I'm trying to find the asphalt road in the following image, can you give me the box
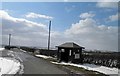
[1,48,67,74]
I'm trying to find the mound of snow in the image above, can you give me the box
[35,55,53,59]
[0,57,21,75]
[0,48,5,51]
[20,49,26,53]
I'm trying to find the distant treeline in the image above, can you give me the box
[4,45,120,69]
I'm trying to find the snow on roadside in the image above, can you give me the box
[0,57,21,76]
[35,54,54,59]
[0,48,5,51]
[0,48,23,75]
[51,62,119,75]
[36,54,119,75]
[0,48,4,57]
[20,49,26,53]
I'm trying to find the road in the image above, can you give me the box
[1,48,67,74]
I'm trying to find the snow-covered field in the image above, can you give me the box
[0,48,22,76]
[51,62,119,75]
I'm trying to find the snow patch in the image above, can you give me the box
[0,48,5,51]
[35,55,53,59]
[51,62,119,75]
[20,49,26,53]
[0,57,21,75]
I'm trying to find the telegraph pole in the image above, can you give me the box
[48,21,51,56]
[8,34,11,50]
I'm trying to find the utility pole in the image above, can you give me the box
[48,21,51,56]
[8,34,11,50]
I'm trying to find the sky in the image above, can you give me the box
[0,2,119,51]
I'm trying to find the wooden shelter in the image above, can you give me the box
[57,42,85,64]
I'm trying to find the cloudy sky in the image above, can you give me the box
[0,2,118,51]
